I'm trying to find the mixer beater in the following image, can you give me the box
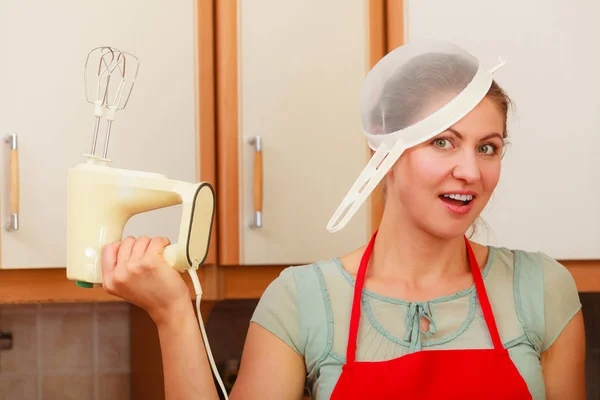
[83,46,139,160]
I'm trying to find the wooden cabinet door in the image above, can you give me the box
[217,0,373,266]
[0,0,207,269]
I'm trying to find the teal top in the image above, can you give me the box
[250,246,582,399]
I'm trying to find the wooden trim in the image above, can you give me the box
[216,0,240,266]
[560,260,600,293]
[197,0,217,267]
[385,0,405,51]
[222,265,288,299]
[219,260,600,298]
[0,267,224,304]
[180,267,221,301]
[368,0,387,68]
[0,268,124,304]
[1,260,599,304]
[196,0,224,300]
[368,0,388,234]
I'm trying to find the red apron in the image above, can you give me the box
[330,231,532,399]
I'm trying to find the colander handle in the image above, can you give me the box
[249,136,262,228]
[4,134,19,231]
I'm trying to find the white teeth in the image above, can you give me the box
[443,194,473,201]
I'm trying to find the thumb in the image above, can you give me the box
[147,236,171,257]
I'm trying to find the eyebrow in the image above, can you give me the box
[446,128,504,142]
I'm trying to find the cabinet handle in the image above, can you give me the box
[4,134,19,231]
[249,136,262,228]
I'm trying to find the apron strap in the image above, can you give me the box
[346,230,377,364]
[464,236,504,350]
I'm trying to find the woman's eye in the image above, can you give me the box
[433,138,452,149]
[477,144,496,155]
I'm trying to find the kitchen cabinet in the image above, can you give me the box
[0,0,380,291]
[216,0,376,267]
[0,0,386,302]
[0,0,217,273]
[1,0,598,296]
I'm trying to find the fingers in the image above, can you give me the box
[112,236,170,267]
[131,236,151,260]
[102,236,139,294]
[117,236,136,266]
[100,241,121,278]
[101,236,171,297]
[101,241,121,294]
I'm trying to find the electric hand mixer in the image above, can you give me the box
[66,46,228,398]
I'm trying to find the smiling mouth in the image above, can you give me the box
[439,193,475,206]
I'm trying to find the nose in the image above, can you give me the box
[451,150,481,183]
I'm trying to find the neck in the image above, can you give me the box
[370,206,470,284]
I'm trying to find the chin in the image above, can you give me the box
[417,214,478,241]
[424,225,470,240]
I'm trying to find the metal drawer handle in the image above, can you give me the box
[249,136,262,228]
[5,134,19,231]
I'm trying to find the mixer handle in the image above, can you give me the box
[4,134,19,231]
[161,182,215,272]
[249,136,262,228]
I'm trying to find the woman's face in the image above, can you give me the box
[386,96,506,239]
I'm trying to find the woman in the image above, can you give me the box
[100,40,586,399]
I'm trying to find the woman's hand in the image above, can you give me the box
[100,236,191,326]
